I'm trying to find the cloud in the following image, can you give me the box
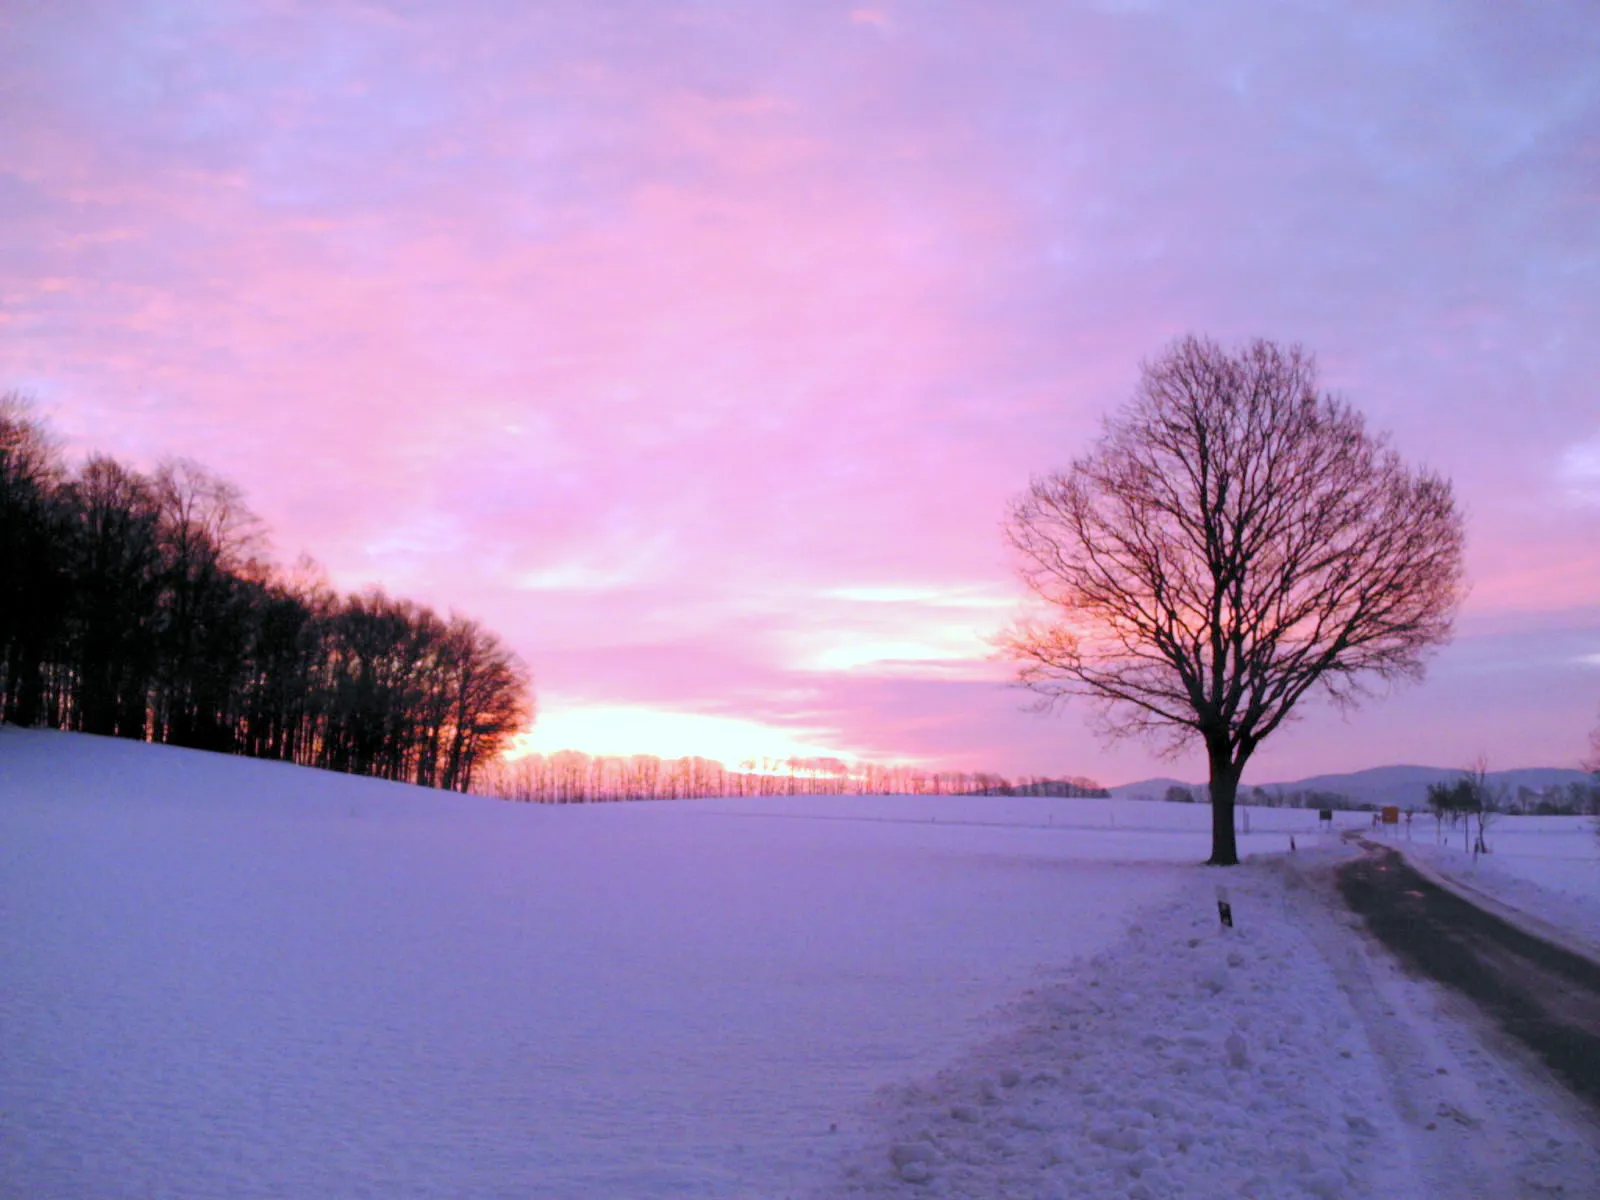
[2,1,1598,777]
[1559,432,1600,505]
[516,562,649,592]
[849,9,892,32]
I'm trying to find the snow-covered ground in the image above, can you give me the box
[807,848,1600,1199]
[3,727,1598,1199]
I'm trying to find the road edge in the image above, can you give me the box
[1353,833,1600,969]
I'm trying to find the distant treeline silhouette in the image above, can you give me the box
[1164,784,1372,811]
[482,751,1107,803]
[0,395,531,791]
[1164,781,1600,816]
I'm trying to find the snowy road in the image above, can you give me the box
[1339,841,1600,1116]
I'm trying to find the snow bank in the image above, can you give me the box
[806,848,1600,1199]
[808,860,1410,1199]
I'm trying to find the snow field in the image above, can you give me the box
[1,729,1190,1200]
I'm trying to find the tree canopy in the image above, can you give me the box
[1001,336,1466,864]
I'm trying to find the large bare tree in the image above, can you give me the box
[1001,336,1466,865]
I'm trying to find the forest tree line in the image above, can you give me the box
[481,750,1107,803]
[0,395,531,791]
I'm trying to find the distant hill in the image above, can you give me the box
[1108,777,1197,801]
[1111,765,1598,809]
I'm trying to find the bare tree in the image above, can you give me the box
[0,394,70,727]
[151,459,267,750]
[65,455,166,738]
[1001,336,1466,865]
[1465,755,1503,856]
[1430,755,1502,855]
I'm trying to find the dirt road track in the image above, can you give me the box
[1337,843,1600,1116]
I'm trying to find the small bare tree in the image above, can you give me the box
[1466,754,1503,856]
[1431,755,1503,856]
[1001,336,1466,865]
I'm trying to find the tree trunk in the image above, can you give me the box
[10,656,43,727]
[1207,743,1241,866]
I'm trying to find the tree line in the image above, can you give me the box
[0,395,531,791]
[481,750,1107,804]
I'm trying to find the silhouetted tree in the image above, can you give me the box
[229,565,308,762]
[1001,336,1465,865]
[435,619,531,792]
[150,459,266,751]
[63,456,165,738]
[0,395,71,727]
[319,589,422,779]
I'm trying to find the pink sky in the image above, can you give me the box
[3,1,1598,785]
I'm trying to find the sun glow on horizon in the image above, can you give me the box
[505,703,857,769]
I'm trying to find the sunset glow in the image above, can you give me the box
[3,2,1597,783]
[507,705,854,770]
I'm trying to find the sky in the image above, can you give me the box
[2,0,1598,786]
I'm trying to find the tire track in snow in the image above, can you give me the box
[1296,850,1600,1199]
[1338,842,1600,1113]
